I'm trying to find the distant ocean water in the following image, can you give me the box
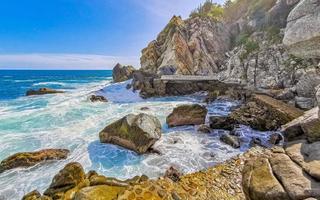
[0,70,274,199]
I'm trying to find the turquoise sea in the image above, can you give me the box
[0,70,273,199]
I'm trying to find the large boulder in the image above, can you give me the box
[242,158,289,200]
[112,63,135,83]
[166,104,208,127]
[283,0,320,58]
[140,16,230,75]
[99,113,162,154]
[26,88,64,96]
[286,140,320,181]
[44,162,87,197]
[282,107,320,142]
[0,149,69,173]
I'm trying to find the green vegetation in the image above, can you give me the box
[266,26,282,43]
[190,0,224,21]
[235,33,260,61]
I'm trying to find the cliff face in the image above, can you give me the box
[283,0,320,58]
[140,16,231,75]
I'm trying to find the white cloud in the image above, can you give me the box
[0,54,140,70]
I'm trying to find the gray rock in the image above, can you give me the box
[295,97,315,110]
[99,113,162,154]
[283,0,320,58]
[220,133,240,148]
[112,63,135,83]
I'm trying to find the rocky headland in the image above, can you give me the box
[3,0,320,199]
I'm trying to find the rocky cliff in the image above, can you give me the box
[140,16,230,75]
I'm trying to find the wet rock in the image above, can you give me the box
[197,124,211,133]
[74,185,125,200]
[231,95,303,131]
[44,162,87,197]
[166,104,207,127]
[89,95,108,102]
[112,63,135,83]
[22,190,41,200]
[99,113,162,154]
[140,107,150,111]
[220,133,240,148]
[164,166,182,182]
[268,133,283,145]
[285,140,320,181]
[242,158,289,200]
[26,88,64,96]
[209,116,235,131]
[282,107,320,142]
[270,153,320,199]
[0,149,69,173]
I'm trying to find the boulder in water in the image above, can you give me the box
[99,113,162,154]
[0,149,69,173]
[89,95,108,102]
[166,104,207,127]
[26,88,64,96]
[112,63,135,83]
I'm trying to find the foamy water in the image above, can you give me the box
[0,78,277,199]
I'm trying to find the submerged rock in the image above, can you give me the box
[220,133,240,149]
[112,63,135,83]
[99,113,162,154]
[209,116,235,131]
[26,88,64,96]
[166,104,207,127]
[89,95,108,102]
[197,124,211,133]
[0,149,69,173]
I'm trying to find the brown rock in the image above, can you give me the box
[26,88,64,96]
[270,153,320,199]
[0,149,69,173]
[44,162,86,197]
[99,113,162,154]
[164,166,182,182]
[166,104,207,127]
[242,158,289,200]
[74,185,125,200]
[286,140,320,181]
[209,116,235,130]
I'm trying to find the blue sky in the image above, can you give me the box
[0,0,224,69]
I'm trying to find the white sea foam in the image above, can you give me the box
[32,81,67,86]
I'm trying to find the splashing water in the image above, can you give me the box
[0,71,278,199]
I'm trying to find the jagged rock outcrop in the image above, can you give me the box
[112,63,135,83]
[0,149,69,173]
[26,88,64,96]
[283,0,320,58]
[225,94,303,131]
[89,95,108,102]
[166,104,208,127]
[99,113,162,154]
[140,16,230,75]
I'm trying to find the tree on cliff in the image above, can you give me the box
[190,0,224,21]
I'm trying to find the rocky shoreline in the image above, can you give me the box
[3,0,320,199]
